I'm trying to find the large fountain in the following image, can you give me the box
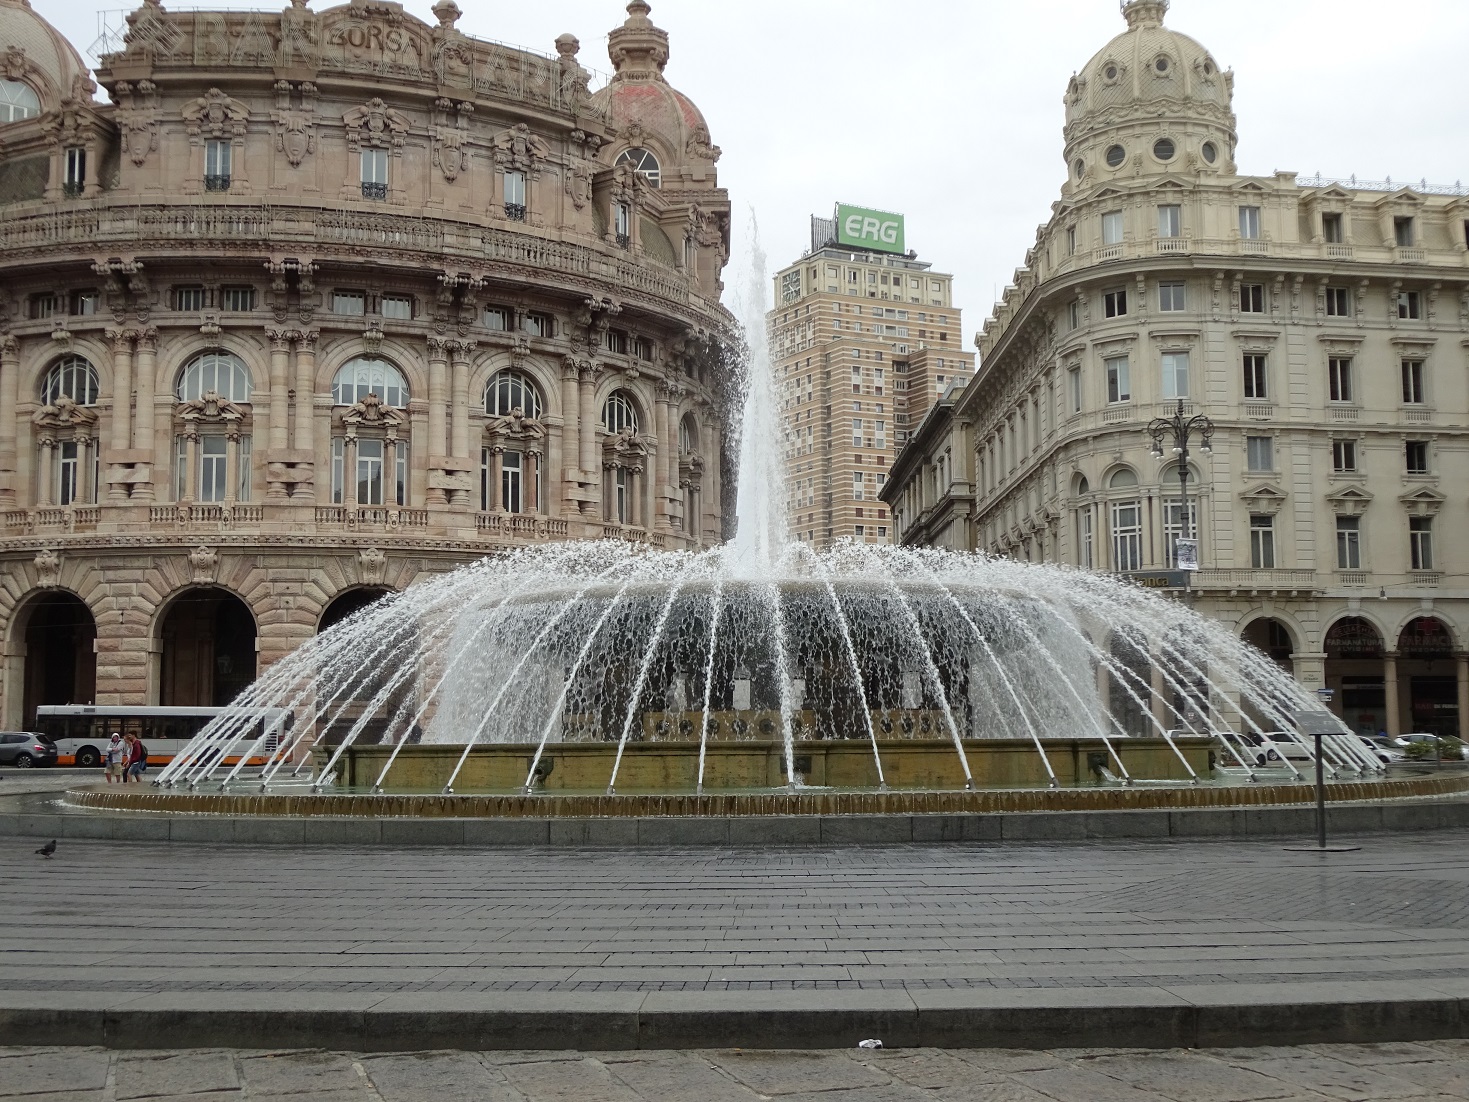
[127,231,1395,815]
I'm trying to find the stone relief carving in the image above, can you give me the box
[181,87,249,138]
[358,546,387,586]
[272,81,318,167]
[34,549,61,588]
[492,123,550,178]
[343,98,410,150]
[189,545,219,584]
[686,124,721,163]
[115,81,160,167]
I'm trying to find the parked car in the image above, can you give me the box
[1359,734,1407,764]
[1238,731,1314,768]
[0,732,58,768]
[1392,733,1469,760]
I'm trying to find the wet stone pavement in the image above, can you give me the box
[5,1042,1469,1101]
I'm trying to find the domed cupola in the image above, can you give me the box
[589,2,723,195]
[1061,0,1235,196]
[0,0,96,122]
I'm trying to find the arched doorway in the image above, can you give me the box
[1324,617,1385,736]
[20,593,97,728]
[318,587,392,634]
[1243,618,1295,675]
[1397,617,1457,739]
[158,588,256,706]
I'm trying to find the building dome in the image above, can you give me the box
[589,2,722,188]
[0,0,94,110]
[1061,0,1235,192]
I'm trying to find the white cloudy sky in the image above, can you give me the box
[36,0,1469,340]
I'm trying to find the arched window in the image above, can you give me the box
[615,147,661,188]
[41,357,99,406]
[1075,475,1090,496]
[1109,468,1138,490]
[679,414,699,454]
[601,390,638,434]
[0,80,40,123]
[485,369,542,418]
[176,351,252,403]
[332,356,408,407]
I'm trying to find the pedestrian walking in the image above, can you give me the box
[124,733,148,783]
[104,733,126,784]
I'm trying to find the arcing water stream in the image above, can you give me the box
[155,226,1379,795]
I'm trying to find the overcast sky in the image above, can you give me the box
[37,0,1469,342]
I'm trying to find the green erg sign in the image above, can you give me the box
[836,204,905,254]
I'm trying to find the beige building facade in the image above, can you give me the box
[885,0,1469,740]
[0,0,734,727]
[772,221,973,548]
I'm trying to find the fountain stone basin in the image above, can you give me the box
[327,736,1215,793]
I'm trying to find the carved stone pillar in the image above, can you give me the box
[489,447,503,511]
[558,359,579,511]
[344,435,358,507]
[293,331,317,452]
[108,328,135,454]
[182,430,198,503]
[449,340,473,460]
[1458,654,1469,744]
[36,437,54,506]
[653,383,671,529]
[1384,653,1401,738]
[384,436,398,507]
[0,335,19,505]
[427,338,449,459]
[526,450,540,513]
[578,365,597,485]
[132,329,158,500]
[267,329,291,456]
[225,431,240,504]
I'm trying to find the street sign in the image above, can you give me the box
[835,203,906,254]
[1174,539,1199,571]
[1292,710,1341,736]
[1315,688,1335,702]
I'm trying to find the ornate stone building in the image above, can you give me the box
[0,0,734,726]
[885,0,1469,740]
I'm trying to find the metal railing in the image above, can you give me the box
[204,175,232,193]
[503,203,526,222]
[1296,174,1468,196]
[360,182,388,201]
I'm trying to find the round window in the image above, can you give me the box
[1203,60,1215,76]
[1201,142,1217,164]
[1073,158,1085,179]
[1154,56,1170,73]
[1104,64,1119,81]
[1106,144,1126,168]
[1153,138,1176,161]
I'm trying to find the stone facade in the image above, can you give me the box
[771,233,973,549]
[885,0,1469,740]
[0,0,734,726]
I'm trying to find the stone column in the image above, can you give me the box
[488,447,503,511]
[344,436,358,506]
[266,328,291,454]
[526,451,540,513]
[1384,653,1401,737]
[384,437,398,507]
[578,366,597,484]
[79,436,95,505]
[36,438,54,506]
[1457,654,1469,744]
[293,331,317,453]
[1150,660,1170,734]
[132,329,158,500]
[0,335,19,506]
[559,359,579,512]
[425,338,449,506]
[225,431,240,504]
[82,137,100,198]
[106,329,134,501]
[448,341,474,507]
[653,383,671,529]
[182,431,198,503]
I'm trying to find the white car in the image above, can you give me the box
[1238,732,1313,768]
[1359,735,1407,764]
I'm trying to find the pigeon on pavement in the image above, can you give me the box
[35,839,56,859]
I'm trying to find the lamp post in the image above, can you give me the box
[1146,399,1215,564]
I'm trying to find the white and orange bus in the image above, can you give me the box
[35,705,294,769]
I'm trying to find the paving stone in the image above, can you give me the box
[855,1048,1009,1089]
[600,1053,766,1101]
[706,1050,892,1095]
[114,1050,239,1099]
[1212,1050,1433,1100]
[1078,1052,1297,1102]
[1009,1064,1178,1101]
[951,1049,1068,1074]
[360,1052,522,1102]
[496,1057,644,1102]
[0,1049,109,1096]
[236,1052,367,1097]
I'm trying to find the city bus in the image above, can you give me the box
[34,705,294,769]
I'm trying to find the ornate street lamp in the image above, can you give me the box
[1146,399,1215,557]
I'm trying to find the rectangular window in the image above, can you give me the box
[604,328,629,355]
[1242,354,1268,400]
[1401,359,1425,404]
[1332,439,1357,473]
[1238,205,1261,240]
[1111,500,1142,572]
[239,435,252,502]
[331,438,344,504]
[1068,366,1082,413]
[361,148,388,199]
[483,306,510,331]
[1078,507,1094,569]
[332,290,366,316]
[63,147,85,195]
[875,421,886,449]
[1159,281,1186,311]
[1246,435,1274,472]
[1410,516,1434,570]
[852,471,864,501]
[1322,212,1344,243]
[1066,226,1077,255]
[1328,357,1353,402]
[1103,288,1128,318]
[1325,287,1350,317]
[1336,516,1361,569]
[614,202,631,243]
[502,449,524,513]
[1162,498,1198,568]
[852,419,862,447]
[1394,216,1415,247]
[379,294,412,320]
[220,286,256,312]
[69,290,98,316]
[1067,300,1080,330]
[1105,355,1130,404]
[1157,204,1182,238]
[523,312,552,337]
[199,435,228,503]
[356,438,384,506]
[204,139,232,191]
[1102,211,1124,245]
[1397,291,1421,320]
[633,337,654,361]
[503,171,526,220]
[57,441,80,507]
[1161,351,1190,399]
[1250,514,1276,569]
[1240,283,1265,312]
[1405,440,1429,475]
[173,285,207,312]
[28,293,57,320]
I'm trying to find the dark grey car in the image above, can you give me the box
[0,732,58,768]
